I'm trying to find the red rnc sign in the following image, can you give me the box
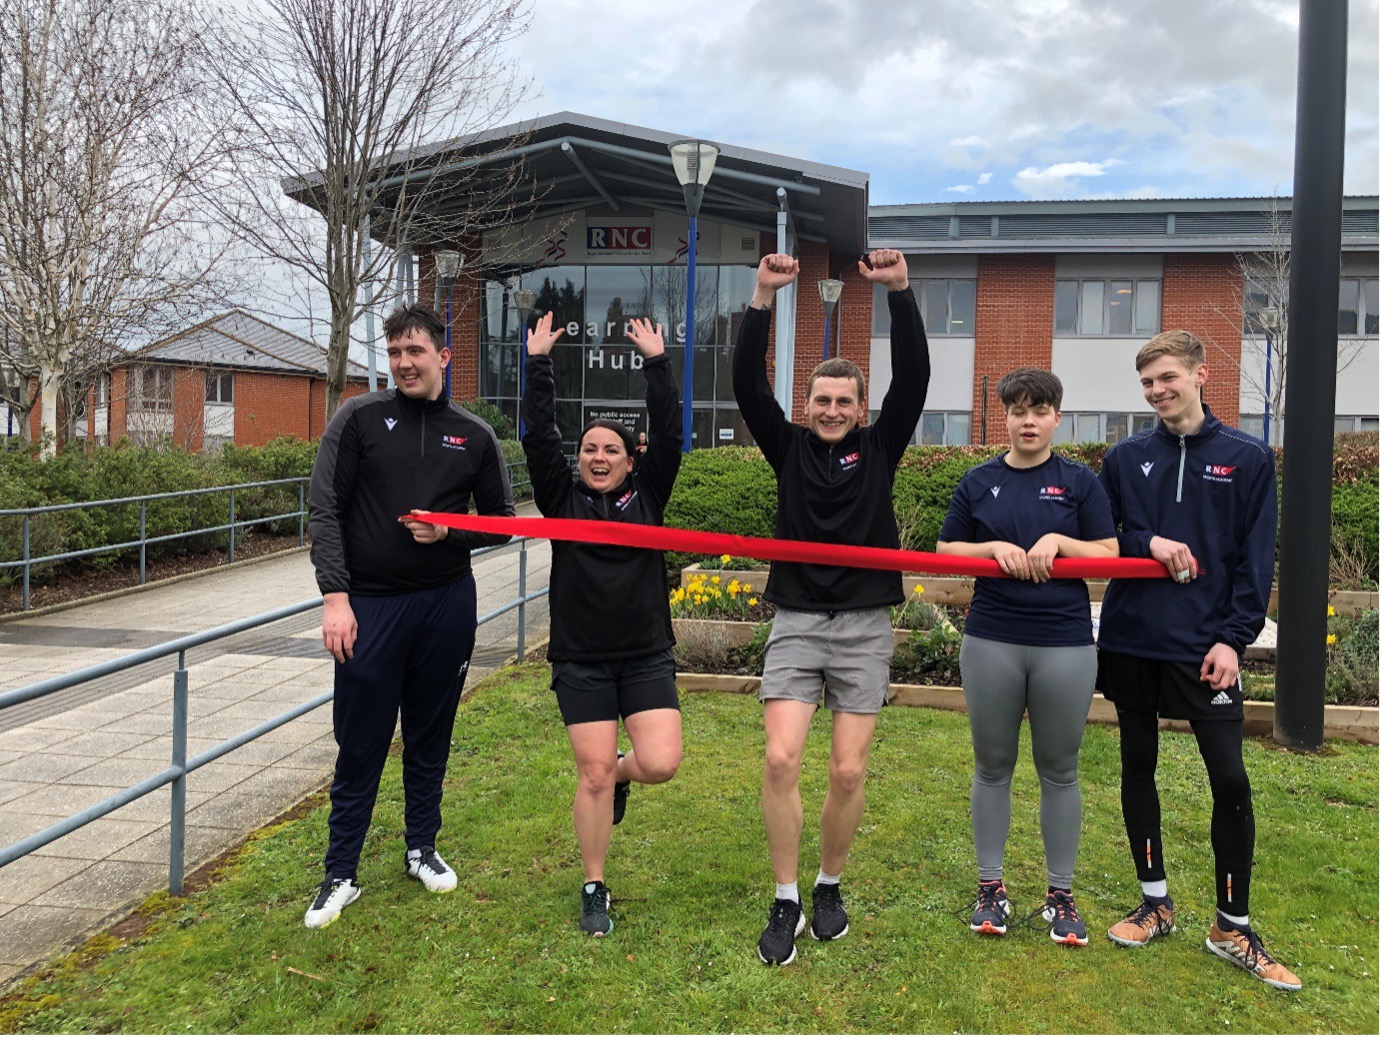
[587,226,651,251]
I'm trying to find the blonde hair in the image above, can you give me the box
[806,358,865,402]
[1135,330,1206,372]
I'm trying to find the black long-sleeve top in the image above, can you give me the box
[521,351,683,662]
[308,389,515,596]
[731,289,930,611]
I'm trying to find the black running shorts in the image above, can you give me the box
[1096,648,1244,721]
[551,649,681,726]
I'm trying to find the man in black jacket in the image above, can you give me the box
[304,303,514,929]
[734,250,929,964]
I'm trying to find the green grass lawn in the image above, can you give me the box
[3,663,1377,1034]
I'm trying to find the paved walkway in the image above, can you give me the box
[0,530,550,990]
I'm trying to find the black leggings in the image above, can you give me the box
[1115,707,1254,917]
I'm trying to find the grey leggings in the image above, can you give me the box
[960,635,1096,889]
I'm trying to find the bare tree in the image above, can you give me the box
[0,0,243,457]
[1215,197,1369,443]
[204,0,535,422]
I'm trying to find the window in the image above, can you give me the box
[872,279,976,336]
[916,411,972,445]
[202,434,231,453]
[1054,279,1161,336]
[94,374,111,408]
[205,371,234,404]
[136,366,173,411]
[1339,277,1380,336]
[1055,412,1156,444]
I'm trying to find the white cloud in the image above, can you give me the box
[944,184,976,193]
[949,135,988,147]
[976,172,993,185]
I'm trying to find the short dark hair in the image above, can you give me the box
[806,358,866,402]
[580,418,636,456]
[383,303,446,351]
[996,367,1063,409]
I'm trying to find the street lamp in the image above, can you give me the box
[433,249,462,399]
[668,139,720,452]
[512,287,538,438]
[818,279,844,360]
[1261,305,1281,444]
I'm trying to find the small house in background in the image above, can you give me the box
[71,310,373,451]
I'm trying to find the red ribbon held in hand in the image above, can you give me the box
[408,512,1173,579]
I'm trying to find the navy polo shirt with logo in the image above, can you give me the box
[939,453,1116,647]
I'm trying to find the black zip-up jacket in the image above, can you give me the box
[732,289,930,611]
[1098,408,1277,661]
[522,351,682,662]
[309,389,515,596]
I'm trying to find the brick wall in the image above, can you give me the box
[236,371,314,445]
[171,367,205,449]
[973,255,1056,444]
[1161,255,1244,425]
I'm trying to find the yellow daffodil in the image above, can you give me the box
[748,597,758,606]
[1327,605,1337,617]
[1327,633,1338,645]
[721,554,732,565]
[711,576,720,584]
[913,584,924,595]
[728,580,740,595]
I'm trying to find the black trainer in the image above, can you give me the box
[1043,889,1089,946]
[580,881,613,936]
[613,750,631,826]
[970,880,1012,936]
[810,882,849,940]
[757,897,805,965]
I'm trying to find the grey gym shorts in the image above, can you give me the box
[759,606,894,714]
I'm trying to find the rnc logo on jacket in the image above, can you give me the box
[1204,464,1237,483]
[1038,485,1068,501]
[838,451,860,471]
[615,487,638,510]
[441,434,468,451]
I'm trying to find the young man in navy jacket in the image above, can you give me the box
[734,250,929,965]
[1096,330,1300,990]
[304,303,515,929]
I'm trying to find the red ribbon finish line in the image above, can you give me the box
[409,512,1172,580]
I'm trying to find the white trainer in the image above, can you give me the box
[304,877,361,929]
[405,846,458,893]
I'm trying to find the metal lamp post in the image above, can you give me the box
[668,139,720,452]
[818,279,844,360]
[512,288,538,438]
[432,249,462,399]
[1260,305,1281,444]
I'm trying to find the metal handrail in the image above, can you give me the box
[0,462,533,610]
[0,537,549,894]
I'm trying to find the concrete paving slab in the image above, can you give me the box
[0,813,65,848]
[107,824,236,866]
[4,784,128,818]
[0,902,18,918]
[0,728,70,754]
[28,817,162,860]
[0,754,99,784]
[225,766,328,803]
[189,791,297,833]
[94,713,177,736]
[0,905,111,966]
[0,780,45,807]
[104,787,215,824]
[60,756,181,789]
[30,859,166,911]
[46,730,153,759]
[184,760,261,796]
[272,742,338,773]
[0,855,89,903]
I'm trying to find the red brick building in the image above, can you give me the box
[71,310,370,450]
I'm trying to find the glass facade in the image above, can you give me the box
[480,264,757,451]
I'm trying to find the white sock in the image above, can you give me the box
[1141,880,1169,899]
[775,882,800,904]
[1220,910,1250,928]
[816,870,840,887]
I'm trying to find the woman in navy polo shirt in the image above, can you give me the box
[937,368,1117,946]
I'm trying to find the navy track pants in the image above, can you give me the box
[323,575,477,879]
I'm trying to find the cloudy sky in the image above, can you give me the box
[505,0,1378,202]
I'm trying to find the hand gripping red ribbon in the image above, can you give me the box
[407,512,1177,579]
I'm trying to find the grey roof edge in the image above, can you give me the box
[383,110,870,190]
[134,309,369,378]
[867,237,1379,254]
[869,195,1378,216]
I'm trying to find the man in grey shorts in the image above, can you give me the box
[731,249,930,965]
